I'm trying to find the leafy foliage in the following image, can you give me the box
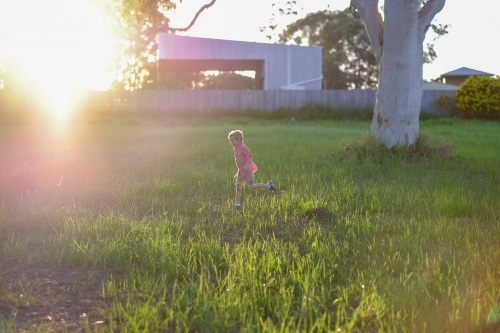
[0,0,216,91]
[264,2,449,90]
[280,9,377,89]
[97,0,178,91]
[455,76,500,119]
[196,72,256,90]
[161,71,257,90]
[0,23,40,92]
[0,59,29,91]
[424,23,451,63]
[103,0,217,91]
[435,94,451,109]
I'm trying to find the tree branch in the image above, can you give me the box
[137,0,217,39]
[170,0,217,32]
[350,0,384,64]
[417,0,446,43]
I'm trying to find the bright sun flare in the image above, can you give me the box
[0,0,115,114]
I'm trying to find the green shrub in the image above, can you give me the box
[455,76,500,119]
[435,93,451,109]
[434,93,467,119]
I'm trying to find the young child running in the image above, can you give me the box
[228,130,277,210]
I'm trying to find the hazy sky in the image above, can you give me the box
[2,0,497,94]
[172,0,500,81]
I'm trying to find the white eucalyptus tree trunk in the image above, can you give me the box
[351,0,446,148]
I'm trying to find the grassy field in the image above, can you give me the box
[1,112,500,332]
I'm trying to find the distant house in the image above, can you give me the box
[157,34,323,90]
[435,67,495,86]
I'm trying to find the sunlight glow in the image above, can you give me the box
[0,0,115,114]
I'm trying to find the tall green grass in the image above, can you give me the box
[1,112,500,332]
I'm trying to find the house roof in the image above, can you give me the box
[423,81,459,91]
[440,67,494,77]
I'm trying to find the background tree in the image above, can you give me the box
[0,0,217,92]
[352,0,446,147]
[267,0,448,148]
[161,71,256,90]
[98,0,216,91]
[0,14,28,92]
[197,72,256,90]
[278,9,377,89]
[270,7,448,90]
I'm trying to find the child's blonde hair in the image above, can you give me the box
[228,130,243,141]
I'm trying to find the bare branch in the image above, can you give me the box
[171,0,217,32]
[137,0,217,39]
[350,0,384,64]
[418,0,446,43]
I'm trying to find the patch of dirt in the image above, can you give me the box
[0,258,118,332]
[300,206,338,221]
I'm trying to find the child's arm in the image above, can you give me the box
[241,155,252,171]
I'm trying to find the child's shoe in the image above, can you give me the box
[267,181,277,194]
[231,205,241,211]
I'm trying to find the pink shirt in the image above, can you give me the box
[233,142,258,178]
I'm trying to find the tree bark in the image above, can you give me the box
[351,0,383,63]
[352,0,446,148]
[372,0,422,148]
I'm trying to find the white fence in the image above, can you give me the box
[1,90,454,115]
[87,90,453,115]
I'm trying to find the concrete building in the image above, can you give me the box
[157,34,323,90]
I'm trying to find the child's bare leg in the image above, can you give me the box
[249,181,277,194]
[235,184,243,205]
[248,183,269,190]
